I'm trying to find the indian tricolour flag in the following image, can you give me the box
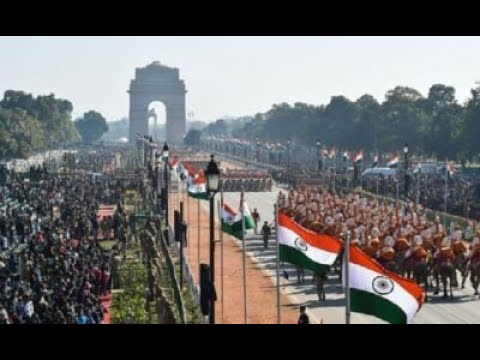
[221,192,255,239]
[240,192,255,230]
[169,157,179,171]
[347,244,424,324]
[328,148,336,159]
[187,175,208,200]
[221,202,243,239]
[387,155,400,168]
[352,151,363,164]
[278,213,342,274]
[446,160,457,177]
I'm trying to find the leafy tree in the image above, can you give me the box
[379,86,428,153]
[264,103,296,141]
[184,129,202,146]
[186,121,207,131]
[74,110,109,144]
[423,84,463,160]
[102,117,129,141]
[203,119,229,136]
[193,83,479,162]
[0,90,79,148]
[232,113,266,140]
[322,96,359,148]
[355,95,381,151]
[463,84,480,160]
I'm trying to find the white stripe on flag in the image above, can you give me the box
[278,225,338,266]
[348,263,420,323]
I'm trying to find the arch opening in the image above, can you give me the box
[148,101,167,142]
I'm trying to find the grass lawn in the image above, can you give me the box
[100,240,117,250]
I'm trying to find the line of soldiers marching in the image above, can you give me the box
[278,184,480,299]
[220,170,273,192]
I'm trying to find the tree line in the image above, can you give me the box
[0,90,109,160]
[196,84,480,162]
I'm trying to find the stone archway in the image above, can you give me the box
[128,61,186,144]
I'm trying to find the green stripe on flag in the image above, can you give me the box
[279,245,331,275]
[244,215,255,230]
[350,288,407,324]
[222,221,244,240]
[188,191,209,200]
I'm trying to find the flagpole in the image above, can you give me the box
[444,158,448,231]
[187,181,190,259]
[416,155,421,209]
[177,175,181,215]
[197,198,201,274]
[344,231,351,325]
[241,189,247,324]
[275,202,281,324]
[218,196,224,324]
[333,152,336,192]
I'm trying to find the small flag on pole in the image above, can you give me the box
[387,155,400,168]
[352,151,363,164]
[446,160,457,177]
[329,148,336,159]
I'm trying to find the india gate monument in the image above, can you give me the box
[128,61,186,144]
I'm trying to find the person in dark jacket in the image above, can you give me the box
[261,221,271,249]
[298,305,309,324]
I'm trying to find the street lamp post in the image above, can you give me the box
[403,143,409,199]
[287,138,291,189]
[154,152,161,214]
[415,172,420,208]
[205,154,220,324]
[316,139,321,172]
[163,143,170,231]
[149,137,154,168]
[256,137,260,163]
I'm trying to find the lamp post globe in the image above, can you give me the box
[205,154,220,193]
[162,142,169,159]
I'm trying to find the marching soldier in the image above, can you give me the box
[468,233,480,266]
[436,237,455,265]
[379,236,396,271]
[406,235,428,271]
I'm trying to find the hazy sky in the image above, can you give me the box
[0,36,479,123]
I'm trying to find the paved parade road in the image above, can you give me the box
[218,187,480,324]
